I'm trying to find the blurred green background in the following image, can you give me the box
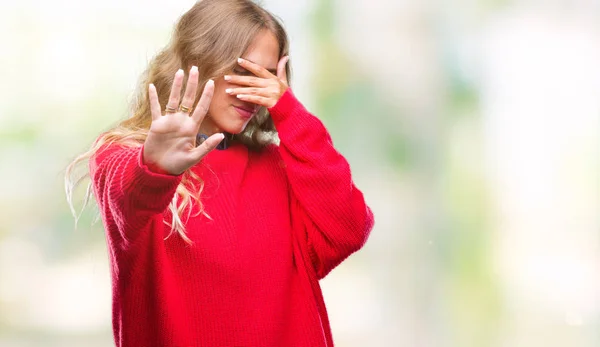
[1,0,598,346]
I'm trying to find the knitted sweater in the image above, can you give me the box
[90,89,375,347]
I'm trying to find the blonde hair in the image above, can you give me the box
[65,0,291,243]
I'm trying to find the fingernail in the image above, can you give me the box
[207,79,214,85]
[176,69,183,75]
[237,58,244,64]
[224,75,231,81]
[225,88,233,94]
[236,94,246,99]
[191,66,198,73]
[219,133,225,139]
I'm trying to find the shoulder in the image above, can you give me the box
[262,143,280,157]
[89,140,141,176]
[263,143,285,164]
[248,143,288,171]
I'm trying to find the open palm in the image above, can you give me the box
[143,67,223,175]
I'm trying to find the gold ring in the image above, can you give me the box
[179,104,191,113]
[165,105,177,113]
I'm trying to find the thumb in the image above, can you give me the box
[277,56,289,85]
[189,133,224,163]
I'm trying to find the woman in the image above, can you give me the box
[66,0,374,346]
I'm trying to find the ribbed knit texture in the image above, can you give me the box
[90,89,375,347]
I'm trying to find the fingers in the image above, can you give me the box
[180,66,199,111]
[225,87,272,98]
[223,75,269,88]
[166,69,184,112]
[237,58,273,78]
[277,56,289,85]
[148,84,161,121]
[191,79,214,123]
[190,133,225,162]
[235,94,272,108]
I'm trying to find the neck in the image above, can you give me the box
[197,117,231,150]
[198,117,221,137]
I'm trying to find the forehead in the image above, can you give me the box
[243,30,280,71]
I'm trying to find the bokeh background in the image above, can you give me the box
[1,0,599,346]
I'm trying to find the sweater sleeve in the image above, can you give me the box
[268,89,375,279]
[89,144,182,243]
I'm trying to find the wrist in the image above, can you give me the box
[141,146,173,176]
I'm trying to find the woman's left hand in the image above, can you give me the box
[224,56,289,108]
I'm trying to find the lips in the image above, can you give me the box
[233,105,258,119]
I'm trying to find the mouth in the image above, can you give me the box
[233,105,258,119]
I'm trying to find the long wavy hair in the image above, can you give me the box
[65,0,291,243]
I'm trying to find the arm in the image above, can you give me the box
[90,66,223,243]
[225,57,374,278]
[90,144,182,243]
[268,89,375,279]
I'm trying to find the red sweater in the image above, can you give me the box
[90,89,374,347]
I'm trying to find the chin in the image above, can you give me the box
[223,114,255,134]
[221,119,253,135]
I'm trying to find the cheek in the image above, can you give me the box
[208,87,232,114]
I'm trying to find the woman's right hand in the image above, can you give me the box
[143,66,223,175]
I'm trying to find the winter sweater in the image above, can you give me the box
[90,89,375,347]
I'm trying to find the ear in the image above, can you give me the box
[277,56,290,85]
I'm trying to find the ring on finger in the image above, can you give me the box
[179,104,192,113]
[165,105,177,113]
